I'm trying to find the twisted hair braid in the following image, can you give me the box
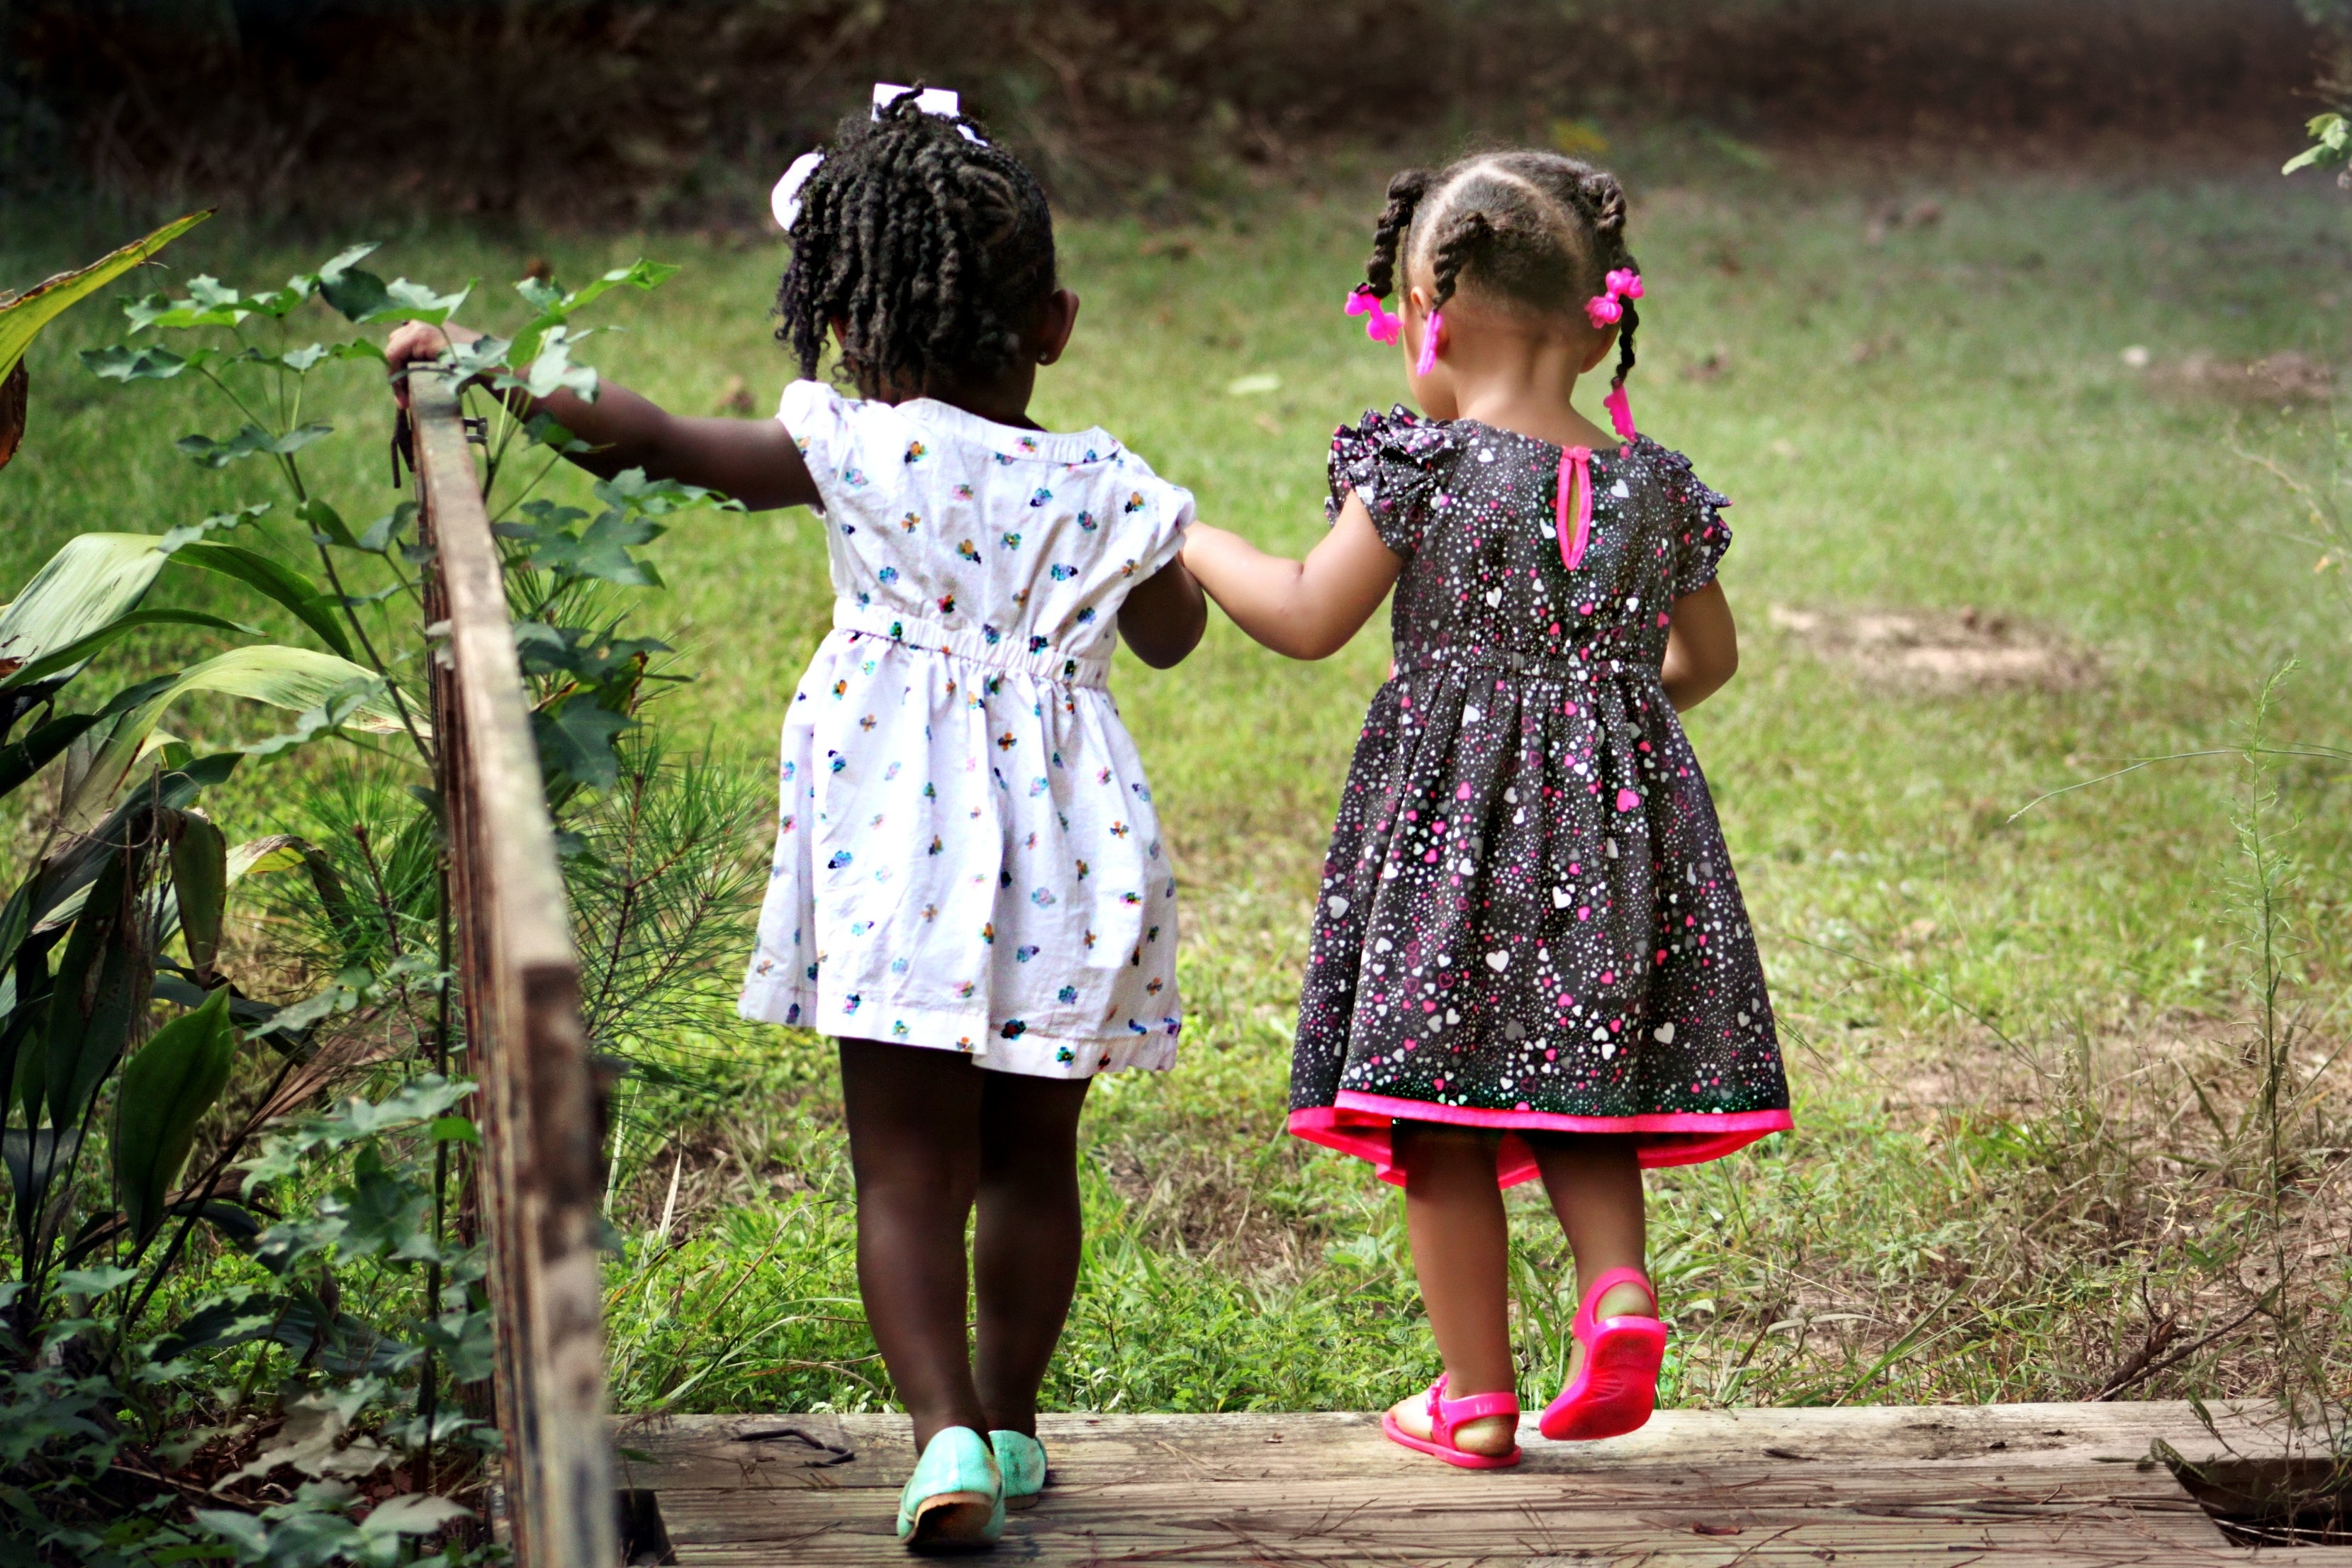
[775,87,1057,395]
[1360,168,1430,301]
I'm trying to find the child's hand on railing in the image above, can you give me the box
[384,319,488,408]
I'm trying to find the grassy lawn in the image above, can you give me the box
[5,141,2349,1419]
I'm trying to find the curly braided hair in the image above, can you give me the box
[775,89,1058,395]
[1355,151,1642,396]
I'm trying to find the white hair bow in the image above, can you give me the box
[771,83,983,231]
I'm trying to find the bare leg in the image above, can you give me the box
[838,1038,988,1451]
[1386,1122,1517,1455]
[1528,1133,1654,1382]
[972,1068,1092,1437]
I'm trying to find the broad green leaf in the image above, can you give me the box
[353,503,416,556]
[0,712,98,800]
[170,811,229,974]
[524,510,664,587]
[55,1264,136,1297]
[0,606,259,690]
[45,844,150,1132]
[240,676,397,758]
[65,648,416,829]
[0,532,179,685]
[595,466,736,516]
[1,1129,75,1251]
[157,501,271,554]
[174,542,355,659]
[176,422,333,469]
[228,834,308,880]
[80,343,218,382]
[534,697,633,794]
[0,211,212,383]
[515,323,598,401]
[298,498,362,549]
[113,985,238,1245]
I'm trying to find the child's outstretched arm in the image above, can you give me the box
[1662,582,1738,712]
[383,320,819,513]
[1182,495,1404,661]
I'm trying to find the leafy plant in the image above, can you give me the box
[0,211,210,471]
[0,237,754,1563]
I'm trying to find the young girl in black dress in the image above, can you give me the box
[1183,152,1791,1466]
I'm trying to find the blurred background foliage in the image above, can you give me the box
[0,0,2334,225]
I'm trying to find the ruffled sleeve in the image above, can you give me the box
[1326,405,1455,557]
[1654,446,1733,598]
[776,378,857,515]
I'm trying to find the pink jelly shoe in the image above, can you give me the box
[1538,1267,1667,1442]
[1381,1373,1522,1469]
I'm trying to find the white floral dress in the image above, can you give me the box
[737,381,1192,1077]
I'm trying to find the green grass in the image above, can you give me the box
[6,145,2350,1418]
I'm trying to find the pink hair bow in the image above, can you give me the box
[1344,288,1404,346]
[1584,267,1643,329]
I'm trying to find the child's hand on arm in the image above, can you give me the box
[382,320,821,513]
[1661,581,1737,712]
[1181,495,1404,661]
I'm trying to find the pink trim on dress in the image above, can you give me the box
[1289,1097,1793,1188]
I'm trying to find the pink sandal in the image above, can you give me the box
[1538,1267,1667,1442]
[1381,1373,1522,1469]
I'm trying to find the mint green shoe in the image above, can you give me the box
[895,1426,1004,1552]
[990,1430,1047,1511]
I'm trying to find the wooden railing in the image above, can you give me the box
[408,370,619,1568]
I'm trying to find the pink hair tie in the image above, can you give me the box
[1584,268,1643,330]
[1343,288,1404,345]
[1414,310,1444,377]
[1603,383,1636,443]
[1557,446,1595,571]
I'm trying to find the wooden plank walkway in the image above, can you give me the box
[612,1402,2341,1565]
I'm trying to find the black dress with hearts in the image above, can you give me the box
[1288,408,1791,1189]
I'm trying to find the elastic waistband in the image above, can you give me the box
[833,600,1112,689]
[1402,644,1647,683]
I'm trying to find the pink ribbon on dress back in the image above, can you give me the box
[1557,446,1595,571]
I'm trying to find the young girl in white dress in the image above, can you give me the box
[388,87,1206,1552]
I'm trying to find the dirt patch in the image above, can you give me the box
[2129,349,2338,408]
[1768,603,2098,694]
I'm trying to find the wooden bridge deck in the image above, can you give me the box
[612,1402,2337,1565]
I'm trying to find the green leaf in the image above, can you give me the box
[429,1115,478,1143]
[514,323,598,401]
[174,542,356,659]
[0,211,211,383]
[43,844,150,1132]
[170,810,229,974]
[0,712,98,800]
[353,502,418,556]
[62,648,416,828]
[0,532,179,687]
[533,698,633,793]
[297,498,362,549]
[239,675,398,758]
[157,501,272,554]
[113,985,238,1245]
[55,1264,136,1297]
[176,422,333,469]
[80,343,218,382]
[534,519,664,587]
[0,607,259,690]
[553,258,679,315]
[595,465,736,516]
